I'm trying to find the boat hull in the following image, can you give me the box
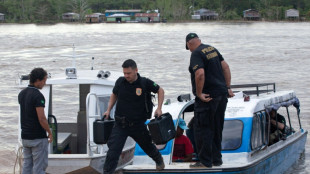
[46,144,135,174]
[123,130,307,174]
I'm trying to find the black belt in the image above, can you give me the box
[115,116,143,128]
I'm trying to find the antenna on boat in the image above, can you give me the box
[61,44,88,79]
[72,44,76,68]
[91,57,94,70]
[65,44,77,79]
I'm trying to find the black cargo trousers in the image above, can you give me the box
[193,95,228,167]
[103,117,162,174]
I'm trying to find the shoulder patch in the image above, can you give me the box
[41,100,45,104]
[193,65,198,70]
[153,82,158,87]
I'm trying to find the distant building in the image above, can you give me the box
[0,13,5,22]
[135,13,160,22]
[285,9,299,20]
[192,8,218,20]
[191,15,200,20]
[106,13,131,23]
[62,12,80,22]
[105,9,141,17]
[85,13,105,23]
[243,9,260,20]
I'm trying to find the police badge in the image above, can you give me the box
[136,88,142,96]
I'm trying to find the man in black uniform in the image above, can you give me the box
[103,59,165,174]
[185,33,234,168]
[18,68,53,174]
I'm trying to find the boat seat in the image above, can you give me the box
[57,132,72,153]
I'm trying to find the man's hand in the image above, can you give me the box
[154,108,162,118]
[228,89,235,98]
[48,133,53,143]
[198,93,212,103]
[103,111,110,119]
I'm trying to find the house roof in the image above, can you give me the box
[286,9,298,12]
[243,9,259,13]
[135,13,159,17]
[107,13,130,17]
[105,9,141,13]
[63,12,79,16]
[195,8,209,12]
[194,8,218,16]
[85,13,104,18]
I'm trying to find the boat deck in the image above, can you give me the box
[125,162,236,170]
[123,162,260,173]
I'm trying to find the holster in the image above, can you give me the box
[115,116,134,128]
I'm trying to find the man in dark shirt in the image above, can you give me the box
[18,67,53,174]
[186,33,234,168]
[269,109,286,145]
[103,59,165,174]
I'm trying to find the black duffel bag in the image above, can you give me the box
[147,112,176,145]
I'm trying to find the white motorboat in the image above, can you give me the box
[16,65,135,173]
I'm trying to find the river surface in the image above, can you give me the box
[0,22,309,174]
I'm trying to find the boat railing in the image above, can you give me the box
[86,93,101,156]
[231,83,276,96]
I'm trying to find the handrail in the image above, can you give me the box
[286,107,293,134]
[86,93,101,156]
[48,115,58,154]
[231,83,276,96]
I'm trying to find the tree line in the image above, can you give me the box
[0,0,309,23]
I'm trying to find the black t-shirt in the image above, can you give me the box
[18,85,47,139]
[189,44,227,98]
[113,74,160,121]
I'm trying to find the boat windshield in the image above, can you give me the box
[97,95,115,118]
[222,120,243,150]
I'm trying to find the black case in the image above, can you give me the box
[147,113,176,145]
[93,118,115,144]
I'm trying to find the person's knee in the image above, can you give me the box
[22,161,33,174]
[31,139,48,173]
[269,133,276,144]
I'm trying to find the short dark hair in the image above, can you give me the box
[122,59,137,69]
[29,68,47,84]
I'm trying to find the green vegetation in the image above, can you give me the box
[0,0,309,23]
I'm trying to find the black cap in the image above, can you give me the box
[185,33,198,50]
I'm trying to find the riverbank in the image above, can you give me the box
[1,19,309,25]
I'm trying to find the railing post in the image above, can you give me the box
[297,108,302,130]
[286,107,293,134]
[256,86,259,96]
[86,93,91,156]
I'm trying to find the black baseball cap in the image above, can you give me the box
[185,33,198,50]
